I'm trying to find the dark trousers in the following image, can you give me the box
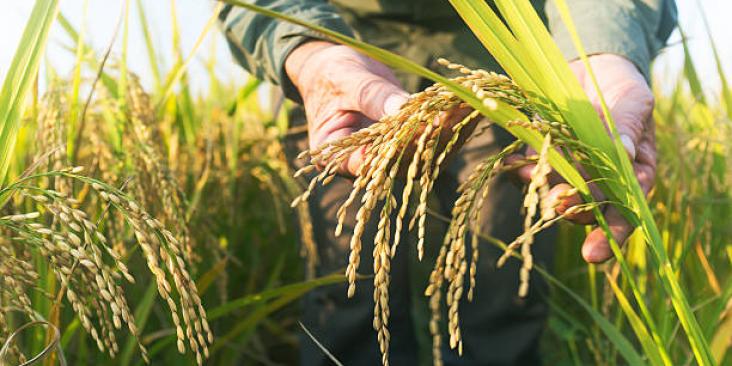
[286,107,556,366]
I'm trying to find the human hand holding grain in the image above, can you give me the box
[286,41,472,177]
[512,54,656,264]
[285,41,410,176]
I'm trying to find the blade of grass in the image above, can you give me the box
[464,3,668,361]
[67,0,89,160]
[195,257,229,295]
[155,2,224,110]
[0,0,60,188]
[536,265,645,365]
[710,290,732,363]
[694,243,721,296]
[209,274,349,355]
[606,273,671,365]
[710,312,732,364]
[679,27,706,105]
[444,0,542,95]
[119,282,158,366]
[56,13,119,96]
[494,0,610,140]
[207,273,347,320]
[118,0,131,112]
[299,322,345,366]
[135,0,162,92]
[70,1,126,164]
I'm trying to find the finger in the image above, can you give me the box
[634,119,656,195]
[548,183,595,224]
[586,57,652,160]
[435,106,475,147]
[581,206,634,263]
[345,144,368,178]
[507,145,537,183]
[504,153,534,183]
[311,112,372,177]
[593,99,644,161]
[309,110,366,149]
[519,147,565,186]
[439,105,473,129]
[604,88,653,160]
[611,85,652,158]
[620,134,637,161]
[350,74,409,121]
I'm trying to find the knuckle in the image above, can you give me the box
[354,77,383,107]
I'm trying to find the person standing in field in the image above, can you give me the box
[219,1,676,365]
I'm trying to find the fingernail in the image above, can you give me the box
[620,134,636,160]
[384,94,409,116]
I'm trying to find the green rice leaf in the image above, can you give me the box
[679,27,706,105]
[535,265,646,365]
[606,273,672,366]
[0,0,60,188]
[135,0,162,91]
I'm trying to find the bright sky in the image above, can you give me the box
[1,0,247,94]
[1,0,730,98]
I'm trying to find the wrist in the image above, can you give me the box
[285,40,337,92]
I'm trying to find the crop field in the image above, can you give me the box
[0,0,730,365]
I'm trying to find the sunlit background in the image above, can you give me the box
[1,0,730,100]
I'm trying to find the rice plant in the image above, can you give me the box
[0,0,346,363]
[0,1,216,364]
[1,0,729,365]
[291,59,602,362]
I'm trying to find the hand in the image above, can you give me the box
[285,41,410,176]
[513,54,656,263]
[286,41,472,177]
[569,54,656,263]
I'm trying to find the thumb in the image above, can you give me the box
[598,97,644,161]
[611,99,647,161]
[352,75,409,121]
[619,134,636,161]
[603,84,653,161]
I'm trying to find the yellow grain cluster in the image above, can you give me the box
[293,61,590,365]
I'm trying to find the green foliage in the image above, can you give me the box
[0,0,59,189]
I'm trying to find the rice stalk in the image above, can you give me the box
[293,60,590,365]
[0,164,212,365]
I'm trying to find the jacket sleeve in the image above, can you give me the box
[546,0,677,80]
[218,1,355,101]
